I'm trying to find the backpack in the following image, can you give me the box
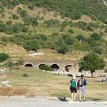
[78,79,87,87]
[70,80,76,88]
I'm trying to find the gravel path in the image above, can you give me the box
[0,96,106,107]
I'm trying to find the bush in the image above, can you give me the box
[39,64,52,71]
[23,16,38,26]
[93,47,102,54]
[76,35,85,41]
[62,34,74,45]
[56,39,69,54]
[44,19,60,27]
[90,33,101,41]
[23,73,29,77]
[0,53,9,62]
[23,40,39,51]
[77,21,87,30]
[34,34,47,41]
[68,29,74,33]
[12,14,19,20]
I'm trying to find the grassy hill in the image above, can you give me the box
[0,0,107,60]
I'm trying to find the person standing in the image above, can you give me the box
[77,74,87,102]
[70,75,77,101]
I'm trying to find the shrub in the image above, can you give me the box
[23,40,39,51]
[56,39,69,54]
[12,14,19,20]
[93,47,102,54]
[68,29,74,33]
[0,53,9,62]
[62,34,74,45]
[76,35,85,41]
[90,33,101,41]
[23,73,29,77]
[77,21,87,30]
[39,64,52,71]
[44,19,60,27]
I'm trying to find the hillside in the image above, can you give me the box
[0,0,107,60]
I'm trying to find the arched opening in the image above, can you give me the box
[65,65,72,72]
[51,64,59,71]
[25,63,33,67]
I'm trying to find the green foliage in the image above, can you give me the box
[34,34,47,41]
[0,0,107,22]
[17,8,28,18]
[23,73,29,77]
[62,34,74,45]
[68,29,74,33]
[44,19,60,27]
[76,35,85,41]
[23,16,38,26]
[0,22,28,34]
[6,20,12,25]
[79,53,105,72]
[87,22,99,31]
[93,46,103,54]
[39,64,52,71]
[12,14,19,20]
[0,53,9,62]
[76,21,87,30]
[0,0,107,55]
[23,40,39,51]
[90,33,101,41]
[56,39,69,54]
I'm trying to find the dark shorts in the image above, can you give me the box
[70,87,77,93]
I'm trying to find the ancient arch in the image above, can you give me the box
[24,63,33,67]
[65,65,72,72]
[51,64,59,71]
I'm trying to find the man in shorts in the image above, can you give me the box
[77,74,87,102]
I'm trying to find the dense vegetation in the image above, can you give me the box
[79,53,105,77]
[0,0,107,55]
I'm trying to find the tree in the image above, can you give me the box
[56,39,69,54]
[79,53,105,77]
[0,53,9,62]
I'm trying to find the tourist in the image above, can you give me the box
[70,75,77,101]
[77,74,87,102]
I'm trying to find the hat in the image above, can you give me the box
[72,75,76,79]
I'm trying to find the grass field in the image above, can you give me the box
[0,68,107,101]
